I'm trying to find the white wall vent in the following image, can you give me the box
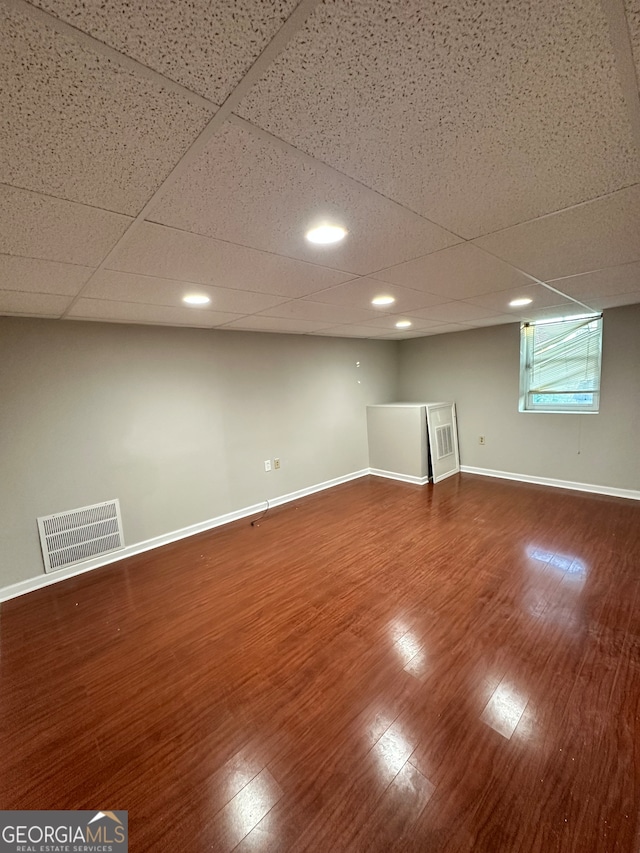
[37,499,125,573]
[435,424,454,460]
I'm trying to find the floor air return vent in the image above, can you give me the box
[37,499,125,573]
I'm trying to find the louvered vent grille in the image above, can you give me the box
[37,500,124,573]
[435,424,454,460]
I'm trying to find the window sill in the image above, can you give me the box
[518,409,600,415]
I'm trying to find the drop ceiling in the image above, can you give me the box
[1,0,639,339]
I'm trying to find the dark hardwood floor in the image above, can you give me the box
[2,474,640,852]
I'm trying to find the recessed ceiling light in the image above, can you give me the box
[395,320,412,328]
[183,294,210,306]
[305,224,347,245]
[509,297,533,307]
[372,295,396,306]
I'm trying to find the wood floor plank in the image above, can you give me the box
[1,474,639,851]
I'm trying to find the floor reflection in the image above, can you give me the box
[527,546,587,578]
[370,720,416,783]
[480,679,528,740]
[390,620,429,678]
[223,766,282,848]
[524,545,588,630]
[395,631,422,665]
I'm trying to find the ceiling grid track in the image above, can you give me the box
[8,0,220,111]
[226,115,468,243]
[600,0,640,149]
[56,0,324,318]
[472,245,596,314]
[1,0,639,333]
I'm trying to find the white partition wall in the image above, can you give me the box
[366,403,430,483]
[366,402,459,485]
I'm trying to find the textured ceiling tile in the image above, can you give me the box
[239,0,640,237]
[68,298,242,327]
[306,278,449,312]
[0,291,71,316]
[0,255,93,296]
[625,0,640,77]
[589,291,640,309]
[150,122,460,275]
[259,300,379,325]
[219,316,328,333]
[474,185,640,280]
[373,243,532,299]
[31,0,299,103]
[1,5,213,214]
[0,186,132,266]
[108,223,354,297]
[459,314,518,327]
[360,315,443,332]
[464,284,576,313]
[83,270,289,314]
[419,325,472,336]
[380,324,469,338]
[313,325,389,337]
[547,261,640,299]
[520,304,598,321]
[407,302,496,323]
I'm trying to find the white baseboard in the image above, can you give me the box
[0,469,369,603]
[267,469,369,507]
[5,464,636,603]
[369,468,430,486]
[460,465,640,501]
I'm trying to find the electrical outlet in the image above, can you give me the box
[274,458,281,469]
[479,435,486,445]
[264,460,272,472]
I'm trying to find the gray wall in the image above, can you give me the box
[398,304,640,492]
[2,304,638,590]
[0,318,398,587]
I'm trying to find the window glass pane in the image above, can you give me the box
[520,315,602,413]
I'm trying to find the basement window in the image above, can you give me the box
[519,314,603,413]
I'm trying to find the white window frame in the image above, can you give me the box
[519,314,603,414]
